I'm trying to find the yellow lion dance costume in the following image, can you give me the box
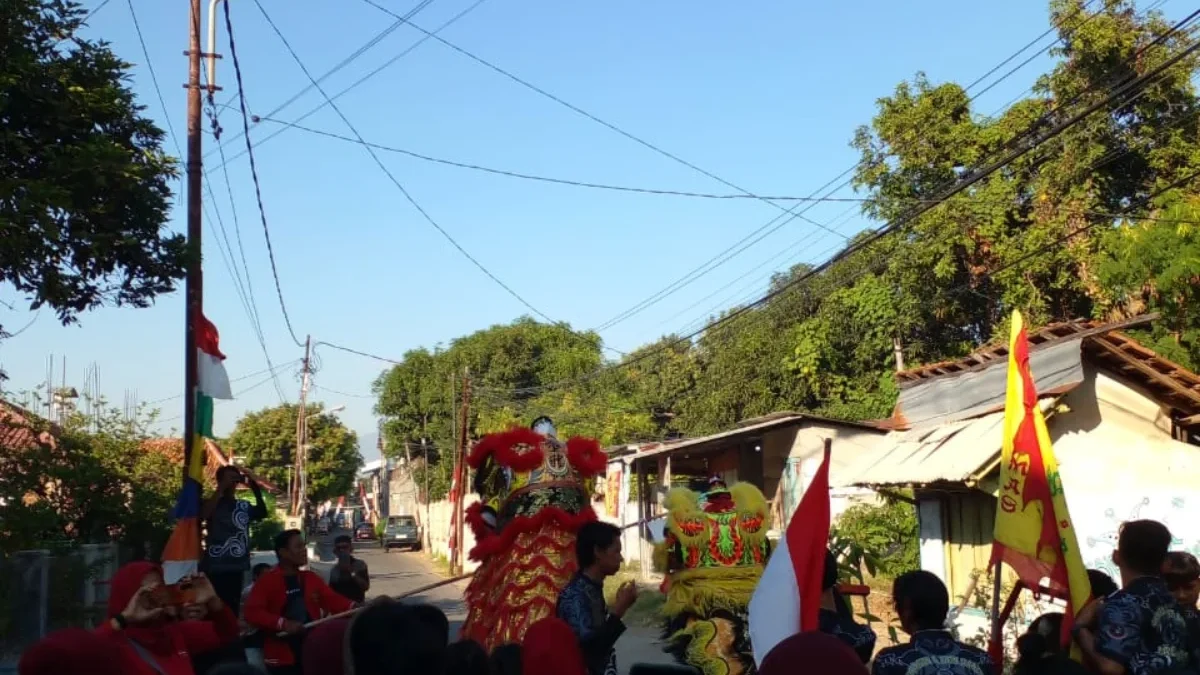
[653,480,771,675]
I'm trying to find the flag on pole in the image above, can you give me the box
[990,310,1090,658]
[197,314,232,401]
[163,314,231,583]
[748,444,833,665]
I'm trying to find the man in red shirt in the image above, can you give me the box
[245,529,355,675]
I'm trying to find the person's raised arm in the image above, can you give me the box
[247,478,267,521]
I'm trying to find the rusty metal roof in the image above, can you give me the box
[893,314,1200,427]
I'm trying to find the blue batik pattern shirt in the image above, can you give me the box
[819,608,877,663]
[1095,577,1192,675]
[871,629,993,675]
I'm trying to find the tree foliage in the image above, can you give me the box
[0,0,185,340]
[0,400,177,556]
[372,0,1200,501]
[229,403,361,507]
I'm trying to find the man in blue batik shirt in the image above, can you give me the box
[557,521,638,675]
[871,570,993,675]
[1076,520,1193,675]
[818,550,876,663]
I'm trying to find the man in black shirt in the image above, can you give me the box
[202,465,267,614]
[329,535,370,603]
[818,550,876,663]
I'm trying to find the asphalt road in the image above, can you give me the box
[329,532,675,674]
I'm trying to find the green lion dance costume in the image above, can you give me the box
[653,478,772,675]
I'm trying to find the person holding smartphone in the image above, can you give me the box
[329,535,370,603]
[202,465,268,614]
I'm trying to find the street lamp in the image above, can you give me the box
[306,404,345,420]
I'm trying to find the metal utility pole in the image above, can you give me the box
[293,335,312,517]
[450,369,471,575]
[181,0,204,494]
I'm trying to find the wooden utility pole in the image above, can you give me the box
[450,369,471,575]
[181,0,204,499]
[292,335,312,516]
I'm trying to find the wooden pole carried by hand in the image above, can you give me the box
[293,572,474,633]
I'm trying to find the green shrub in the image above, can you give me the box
[830,496,919,580]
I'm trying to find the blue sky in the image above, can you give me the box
[2,0,1174,459]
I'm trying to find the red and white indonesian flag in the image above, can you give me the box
[198,314,232,400]
[748,445,833,665]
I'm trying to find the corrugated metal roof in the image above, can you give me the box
[627,413,884,464]
[897,338,1084,431]
[837,399,1055,489]
[628,415,807,463]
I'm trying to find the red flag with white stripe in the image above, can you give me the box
[747,444,833,665]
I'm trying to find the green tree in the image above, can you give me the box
[0,0,185,341]
[229,404,361,507]
[0,400,176,556]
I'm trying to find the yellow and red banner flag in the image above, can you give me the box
[990,310,1090,657]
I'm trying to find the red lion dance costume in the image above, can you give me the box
[459,417,606,650]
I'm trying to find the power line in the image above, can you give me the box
[126,0,286,402]
[479,35,1200,398]
[253,116,904,202]
[224,0,304,349]
[156,368,294,424]
[588,0,1162,335]
[145,359,301,405]
[206,0,488,168]
[249,0,624,358]
[207,0,437,157]
[311,383,376,400]
[356,0,846,244]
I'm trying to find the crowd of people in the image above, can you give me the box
[15,514,1200,675]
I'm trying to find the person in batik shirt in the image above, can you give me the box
[1164,551,1200,669]
[871,570,993,675]
[1076,520,1193,675]
[818,550,876,663]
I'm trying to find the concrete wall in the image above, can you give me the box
[919,364,1200,636]
[763,423,882,527]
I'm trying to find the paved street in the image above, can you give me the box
[337,536,676,674]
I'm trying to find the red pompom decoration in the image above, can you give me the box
[468,427,546,473]
[565,436,606,477]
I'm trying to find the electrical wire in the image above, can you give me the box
[145,359,301,405]
[356,0,846,243]
[252,116,911,203]
[224,0,305,349]
[207,0,489,170]
[590,0,1175,334]
[2,310,42,340]
[206,0,437,158]
[249,0,624,357]
[126,0,287,402]
[476,35,1200,398]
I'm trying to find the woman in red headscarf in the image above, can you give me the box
[522,617,588,675]
[95,560,241,675]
